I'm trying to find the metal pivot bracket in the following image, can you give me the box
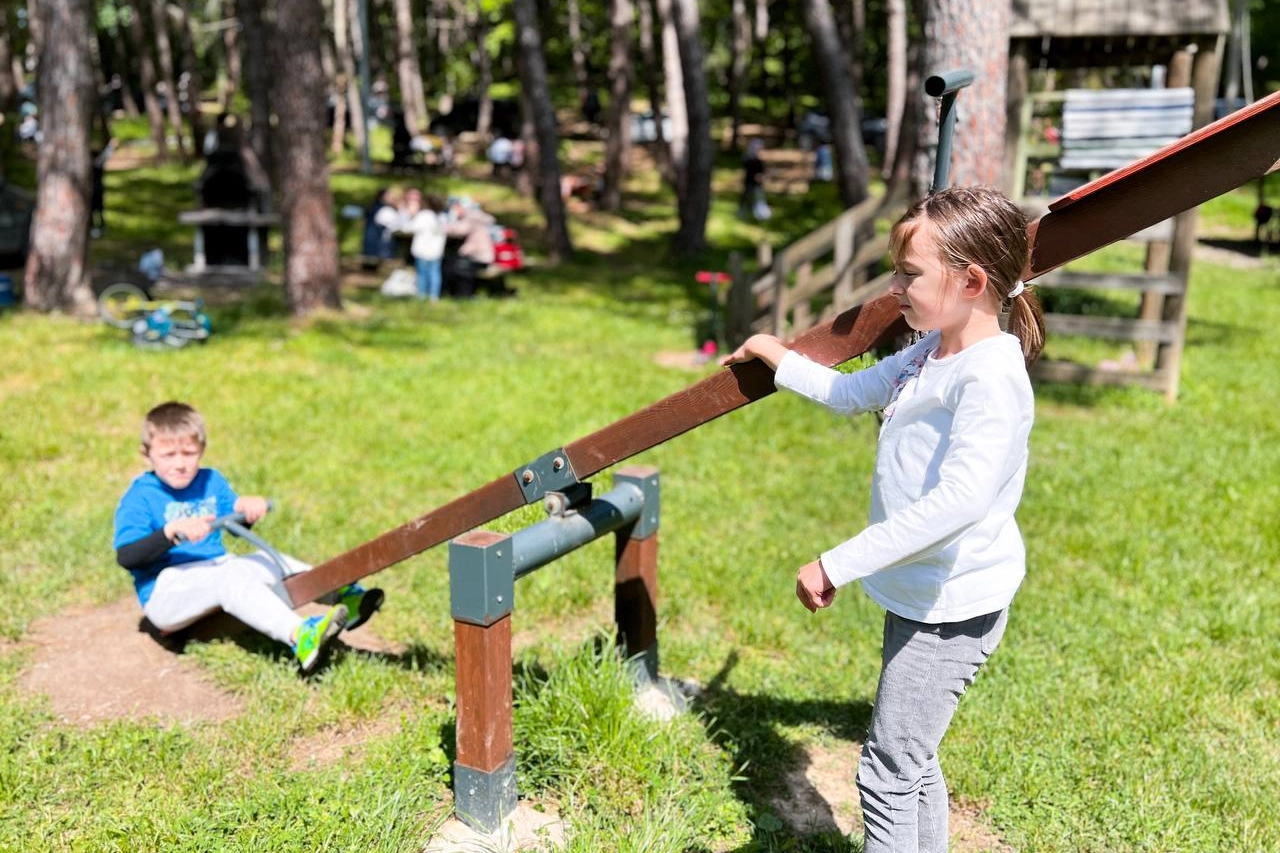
[543,482,594,517]
[514,447,580,504]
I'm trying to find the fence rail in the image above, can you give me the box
[727,192,906,346]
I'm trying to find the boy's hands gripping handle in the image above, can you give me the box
[206,501,292,577]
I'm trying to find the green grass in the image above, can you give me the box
[0,142,1278,851]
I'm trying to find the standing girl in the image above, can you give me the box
[721,186,1044,853]
[402,189,448,301]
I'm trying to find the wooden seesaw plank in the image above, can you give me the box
[283,296,907,605]
[285,91,1280,607]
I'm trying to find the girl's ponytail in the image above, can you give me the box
[1005,287,1045,367]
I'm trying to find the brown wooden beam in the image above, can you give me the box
[1026,89,1280,281]
[454,613,514,773]
[616,531,659,665]
[284,294,906,605]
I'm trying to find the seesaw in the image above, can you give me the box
[282,89,1280,609]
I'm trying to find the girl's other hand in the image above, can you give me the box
[796,559,837,612]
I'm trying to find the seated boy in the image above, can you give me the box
[113,401,384,672]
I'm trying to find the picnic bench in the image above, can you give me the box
[177,208,281,273]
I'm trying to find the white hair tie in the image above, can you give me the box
[1007,280,1025,300]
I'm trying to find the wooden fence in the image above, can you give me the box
[726,193,906,346]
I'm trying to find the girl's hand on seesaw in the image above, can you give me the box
[719,334,789,370]
[796,559,837,613]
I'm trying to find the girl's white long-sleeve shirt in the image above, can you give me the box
[773,330,1034,623]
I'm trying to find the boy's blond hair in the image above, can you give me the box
[142,401,207,451]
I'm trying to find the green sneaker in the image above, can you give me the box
[337,583,385,631]
[294,604,348,672]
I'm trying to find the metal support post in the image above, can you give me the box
[449,530,516,833]
[446,469,658,832]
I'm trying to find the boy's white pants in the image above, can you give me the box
[143,551,311,645]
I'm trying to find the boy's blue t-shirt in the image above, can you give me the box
[113,468,238,605]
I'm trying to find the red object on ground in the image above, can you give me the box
[493,228,525,271]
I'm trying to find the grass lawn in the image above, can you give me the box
[0,137,1277,852]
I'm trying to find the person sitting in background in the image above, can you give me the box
[487,136,514,178]
[444,199,496,298]
[361,186,406,270]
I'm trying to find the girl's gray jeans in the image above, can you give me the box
[858,607,1009,853]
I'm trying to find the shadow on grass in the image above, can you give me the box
[686,650,872,853]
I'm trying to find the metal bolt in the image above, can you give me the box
[552,457,564,471]
[496,595,504,603]
[521,470,534,484]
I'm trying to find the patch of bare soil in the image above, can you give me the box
[767,738,1014,852]
[287,714,404,773]
[19,598,244,726]
[17,598,405,729]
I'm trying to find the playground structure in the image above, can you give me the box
[164,87,1279,834]
[1008,0,1230,398]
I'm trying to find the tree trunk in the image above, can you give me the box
[848,0,866,110]
[636,0,670,177]
[600,0,634,211]
[219,0,241,109]
[149,0,187,157]
[883,0,907,177]
[238,0,274,188]
[727,0,748,151]
[392,0,427,136]
[884,24,923,201]
[324,0,347,155]
[272,0,342,314]
[25,0,42,57]
[914,0,1010,195]
[24,0,96,315]
[473,2,493,139]
[0,13,16,112]
[511,0,573,261]
[656,0,687,190]
[111,22,141,117]
[669,0,711,257]
[337,0,369,155]
[173,2,207,150]
[801,0,870,207]
[567,0,589,101]
[127,0,168,161]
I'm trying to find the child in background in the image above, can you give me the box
[401,189,448,301]
[720,186,1045,853]
[113,402,385,673]
[361,186,406,269]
